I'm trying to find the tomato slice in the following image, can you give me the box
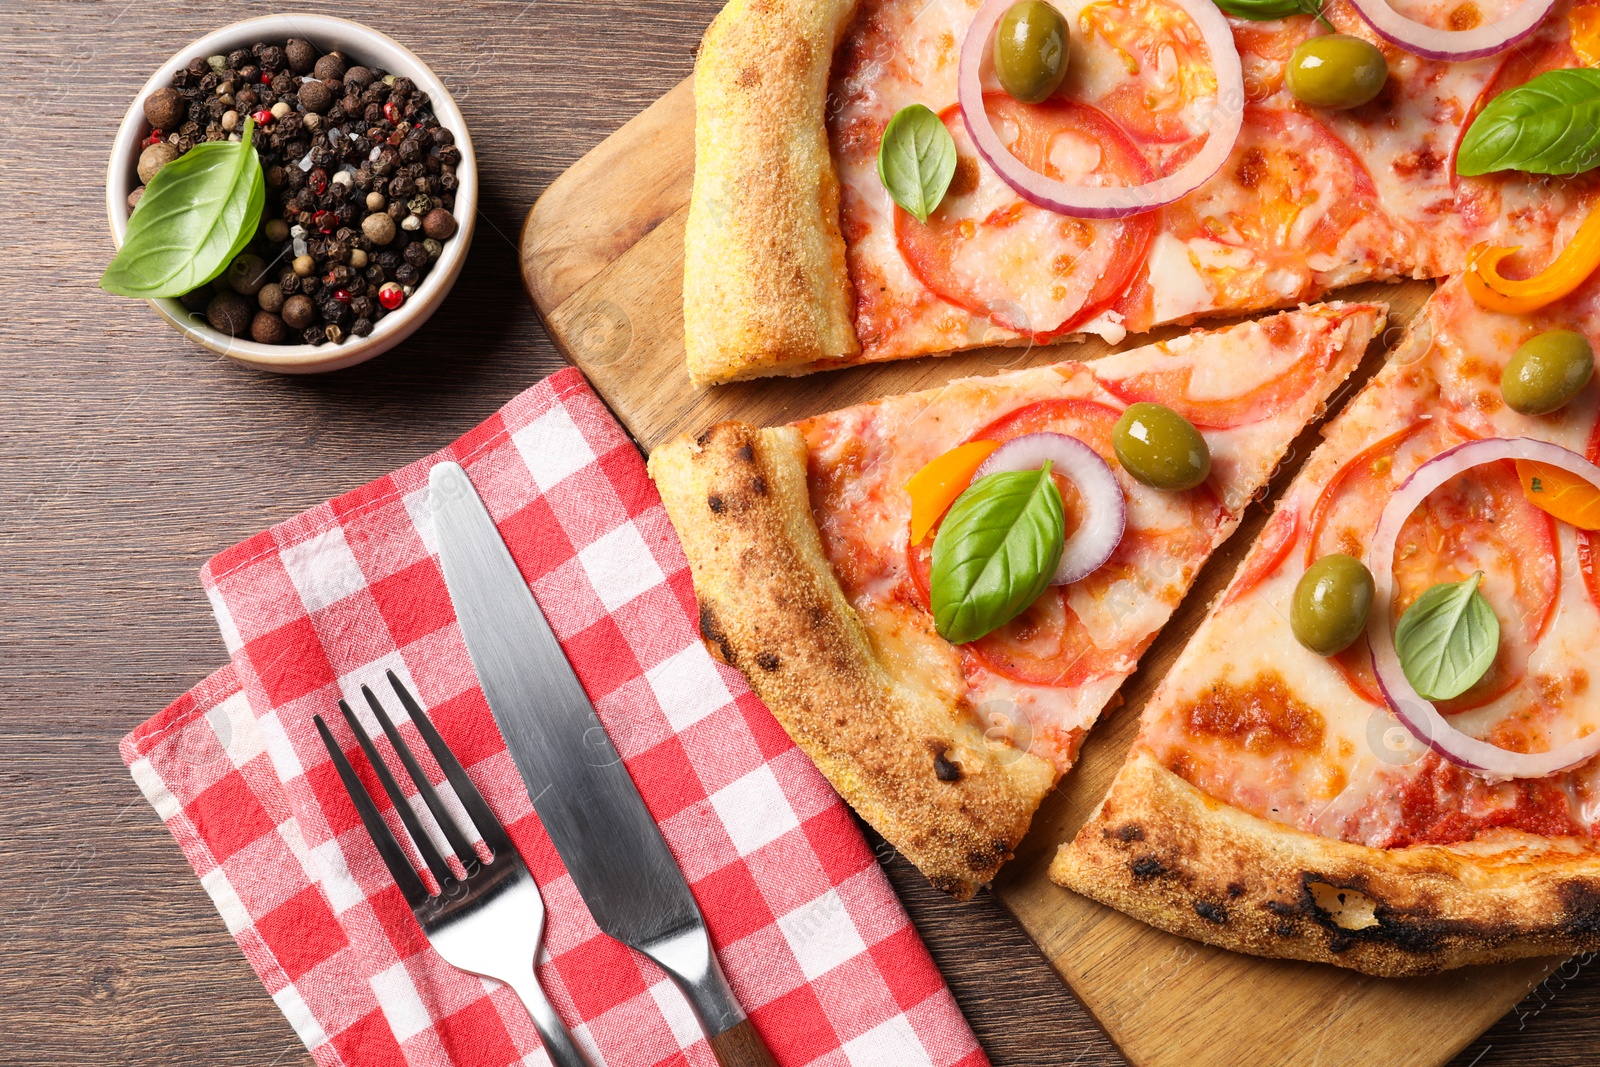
[1579,414,1600,611]
[1162,106,1387,309]
[895,97,1156,342]
[1093,314,1341,428]
[1221,505,1299,608]
[1078,0,1219,144]
[906,397,1222,687]
[1450,27,1579,228]
[1306,420,1560,712]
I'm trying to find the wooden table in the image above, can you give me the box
[3,3,1597,1064]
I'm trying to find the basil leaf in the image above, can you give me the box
[1213,0,1324,22]
[930,464,1065,644]
[1394,571,1500,701]
[1457,68,1600,177]
[102,118,266,298]
[878,104,957,225]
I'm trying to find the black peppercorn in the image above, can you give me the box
[206,291,253,336]
[250,311,287,344]
[314,53,347,81]
[188,57,209,78]
[395,263,419,287]
[259,45,285,73]
[238,64,260,86]
[302,325,326,346]
[286,38,316,74]
[351,317,373,337]
[297,79,332,114]
[402,242,429,268]
[279,270,301,295]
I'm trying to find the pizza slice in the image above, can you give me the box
[685,0,1598,383]
[1053,274,1600,975]
[650,301,1383,896]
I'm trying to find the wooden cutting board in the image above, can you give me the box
[520,77,1562,1067]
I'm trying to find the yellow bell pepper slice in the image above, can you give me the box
[1517,459,1600,530]
[1465,206,1600,315]
[906,440,1002,544]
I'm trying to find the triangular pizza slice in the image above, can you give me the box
[1054,275,1600,974]
[651,301,1382,896]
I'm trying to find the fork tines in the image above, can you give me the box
[314,671,511,907]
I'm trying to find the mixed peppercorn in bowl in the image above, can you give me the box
[105,15,476,373]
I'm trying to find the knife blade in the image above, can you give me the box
[427,461,751,1042]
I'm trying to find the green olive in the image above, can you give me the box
[1286,34,1388,110]
[1502,329,1595,415]
[994,0,1069,105]
[1112,402,1211,491]
[1291,554,1374,657]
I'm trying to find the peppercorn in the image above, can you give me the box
[228,253,269,295]
[278,270,301,294]
[292,254,316,277]
[302,325,326,345]
[378,282,405,310]
[138,142,179,183]
[206,291,253,335]
[394,264,420,287]
[324,322,345,344]
[239,64,260,86]
[314,53,346,81]
[179,286,211,313]
[351,317,373,337]
[361,212,396,245]
[297,79,332,114]
[259,45,285,73]
[264,218,289,242]
[422,207,457,240]
[422,238,442,260]
[227,48,251,70]
[281,293,316,329]
[250,310,287,343]
[221,110,239,132]
[145,87,186,130]
[286,38,316,74]
[403,242,429,268]
[349,248,369,269]
[257,283,285,313]
[127,187,145,212]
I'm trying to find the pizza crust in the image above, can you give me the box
[685,0,863,386]
[649,421,1055,897]
[1051,749,1600,977]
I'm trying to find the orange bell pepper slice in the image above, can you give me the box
[1517,459,1600,530]
[1465,206,1600,315]
[906,440,1002,544]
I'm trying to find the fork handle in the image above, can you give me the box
[707,1019,779,1067]
[507,973,595,1067]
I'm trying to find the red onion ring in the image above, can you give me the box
[1347,0,1555,61]
[976,432,1126,584]
[1366,437,1600,779]
[956,0,1244,219]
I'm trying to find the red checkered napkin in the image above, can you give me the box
[122,369,987,1067]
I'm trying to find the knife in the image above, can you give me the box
[429,461,776,1067]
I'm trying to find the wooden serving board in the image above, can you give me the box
[520,77,1563,1067]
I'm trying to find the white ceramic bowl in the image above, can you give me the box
[106,14,476,374]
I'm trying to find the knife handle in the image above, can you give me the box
[707,1019,779,1067]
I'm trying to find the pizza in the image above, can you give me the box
[649,302,1383,896]
[1052,273,1600,975]
[683,0,1599,384]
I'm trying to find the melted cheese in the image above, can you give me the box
[827,0,1594,362]
[800,304,1377,776]
[1140,277,1600,847]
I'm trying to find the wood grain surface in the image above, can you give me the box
[1,3,1596,1066]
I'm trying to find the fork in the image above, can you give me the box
[314,671,594,1067]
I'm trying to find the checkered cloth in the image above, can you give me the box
[122,369,985,1067]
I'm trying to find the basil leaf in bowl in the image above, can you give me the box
[1457,68,1600,177]
[102,118,266,298]
[1394,571,1499,701]
[931,464,1065,644]
[878,103,958,225]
